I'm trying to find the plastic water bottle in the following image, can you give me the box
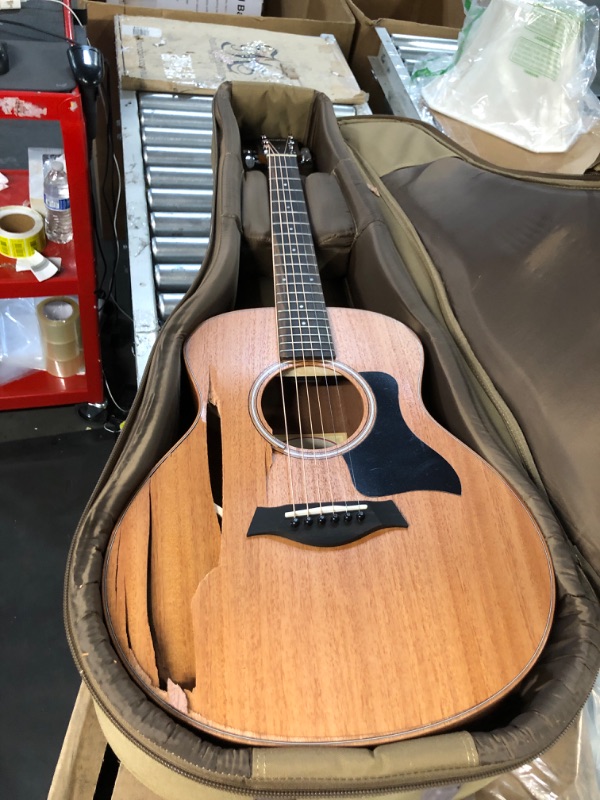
[43,160,73,244]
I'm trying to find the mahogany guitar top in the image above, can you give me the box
[104,306,555,747]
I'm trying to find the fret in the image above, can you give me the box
[272,264,319,271]
[272,222,312,228]
[280,341,334,347]
[276,294,326,299]
[276,296,326,302]
[279,340,334,349]
[278,323,330,331]
[278,321,329,328]
[277,308,328,315]
[279,338,334,346]
[278,326,333,334]
[279,336,333,354]
[274,254,318,259]
[278,327,333,335]
[276,300,327,316]
[275,277,321,294]
[273,246,317,252]
[274,268,319,274]
[279,340,334,346]
[280,350,335,360]
[273,243,317,248]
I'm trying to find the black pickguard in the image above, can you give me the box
[343,371,461,497]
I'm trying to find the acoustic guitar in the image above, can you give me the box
[103,137,555,746]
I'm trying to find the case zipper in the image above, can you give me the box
[342,116,600,190]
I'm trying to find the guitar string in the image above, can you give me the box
[277,150,319,515]
[291,156,361,516]
[270,144,361,520]
[283,148,360,516]
[282,152,326,513]
[283,151,336,515]
[282,147,361,519]
[270,145,309,516]
[268,143,297,516]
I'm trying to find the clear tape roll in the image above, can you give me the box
[0,206,46,258]
[36,297,84,378]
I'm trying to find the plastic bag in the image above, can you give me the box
[472,670,600,798]
[0,297,44,386]
[421,0,600,152]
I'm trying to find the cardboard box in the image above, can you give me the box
[106,0,265,15]
[345,0,465,113]
[88,0,357,59]
[115,14,366,102]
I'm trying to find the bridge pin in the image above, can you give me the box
[304,516,314,527]
[318,515,327,525]
[290,517,300,528]
[344,512,352,523]
[357,510,366,521]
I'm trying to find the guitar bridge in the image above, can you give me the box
[247,500,407,548]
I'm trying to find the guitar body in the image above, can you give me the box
[104,305,554,747]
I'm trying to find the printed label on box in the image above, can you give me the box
[107,0,263,14]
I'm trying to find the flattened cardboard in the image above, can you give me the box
[432,112,600,175]
[115,14,366,102]
[107,0,264,13]
[89,0,356,57]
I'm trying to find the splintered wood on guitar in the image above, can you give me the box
[103,137,555,746]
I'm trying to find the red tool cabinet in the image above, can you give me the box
[0,2,102,410]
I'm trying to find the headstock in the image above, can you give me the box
[243,136,314,174]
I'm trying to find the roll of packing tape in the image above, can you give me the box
[0,206,46,258]
[36,297,84,378]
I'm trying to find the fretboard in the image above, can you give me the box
[269,153,335,361]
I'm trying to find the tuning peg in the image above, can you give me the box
[243,151,257,170]
[300,147,313,168]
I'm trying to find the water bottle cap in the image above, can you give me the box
[50,159,64,171]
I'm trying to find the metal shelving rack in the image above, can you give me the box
[122,89,371,383]
[0,1,102,410]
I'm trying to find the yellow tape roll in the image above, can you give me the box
[0,205,46,258]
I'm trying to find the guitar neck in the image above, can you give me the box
[268,153,335,362]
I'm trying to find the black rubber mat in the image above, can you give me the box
[0,428,114,799]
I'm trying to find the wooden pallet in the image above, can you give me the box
[48,684,162,800]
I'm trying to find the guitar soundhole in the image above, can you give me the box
[251,362,375,458]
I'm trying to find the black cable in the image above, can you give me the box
[91,69,134,416]
[0,19,75,43]
[98,66,126,316]
[98,89,114,297]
